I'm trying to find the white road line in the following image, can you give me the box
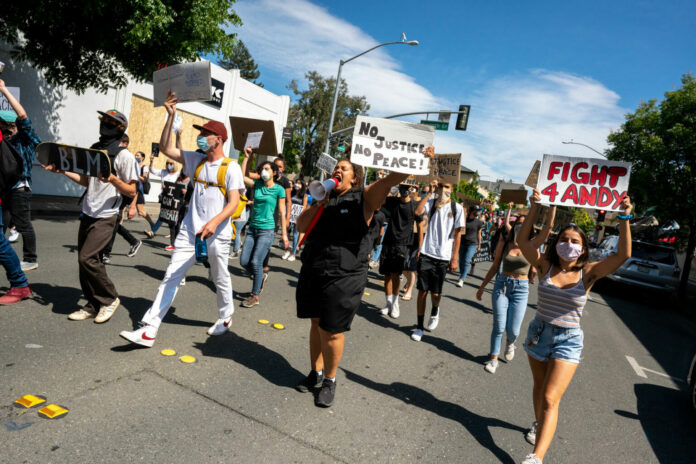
[625,355,684,383]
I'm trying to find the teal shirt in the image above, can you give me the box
[249,180,286,230]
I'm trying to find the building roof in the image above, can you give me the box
[479,179,526,195]
[460,165,476,174]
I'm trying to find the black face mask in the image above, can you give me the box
[99,122,122,138]
[399,186,410,197]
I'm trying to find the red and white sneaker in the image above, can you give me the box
[165,246,175,251]
[119,324,158,347]
[0,286,31,305]
[207,316,233,336]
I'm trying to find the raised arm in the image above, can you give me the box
[0,79,27,120]
[240,146,258,188]
[504,202,513,232]
[517,189,545,268]
[529,205,557,250]
[159,91,185,165]
[415,179,438,216]
[586,197,633,280]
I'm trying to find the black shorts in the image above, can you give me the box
[379,245,408,275]
[136,190,145,205]
[404,247,419,272]
[296,266,368,333]
[416,254,449,294]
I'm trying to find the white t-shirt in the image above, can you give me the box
[82,149,137,218]
[420,199,466,261]
[150,166,181,184]
[179,151,245,240]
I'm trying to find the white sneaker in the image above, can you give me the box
[179,278,186,286]
[456,279,464,288]
[505,343,516,362]
[426,314,439,331]
[389,300,400,319]
[287,255,296,262]
[379,306,390,315]
[119,324,157,348]
[20,261,39,271]
[8,229,19,242]
[95,297,120,323]
[521,453,542,464]
[282,250,291,260]
[68,307,97,321]
[410,328,423,341]
[525,421,537,445]
[207,316,233,336]
[484,359,499,374]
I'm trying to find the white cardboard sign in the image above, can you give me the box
[315,152,338,174]
[153,61,212,107]
[537,154,632,211]
[351,116,434,175]
[245,131,263,149]
[290,204,304,224]
[0,87,20,112]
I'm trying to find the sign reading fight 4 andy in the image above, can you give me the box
[537,154,632,211]
[351,116,434,175]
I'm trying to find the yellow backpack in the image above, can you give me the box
[193,157,247,220]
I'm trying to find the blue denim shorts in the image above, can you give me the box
[523,317,584,364]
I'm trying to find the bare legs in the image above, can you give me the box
[401,270,416,298]
[308,318,345,378]
[527,355,578,461]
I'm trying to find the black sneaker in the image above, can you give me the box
[295,370,324,393]
[315,378,336,408]
[127,240,143,258]
[101,254,111,265]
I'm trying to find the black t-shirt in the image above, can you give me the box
[462,217,483,246]
[382,197,421,247]
[275,174,291,190]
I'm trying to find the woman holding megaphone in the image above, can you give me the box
[294,147,435,408]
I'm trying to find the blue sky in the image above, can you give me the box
[228,0,695,182]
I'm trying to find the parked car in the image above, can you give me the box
[689,351,696,416]
[589,236,680,292]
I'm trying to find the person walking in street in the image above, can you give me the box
[42,109,137,323]
[144,141,182,240]
[378,182,423,319]
[119,91,243,347]
[283,179,308,262]
[230,187,249,259]
[239,146,288,308]
[132,151,156,228]
[476,205,556,374]
[516,188,632,464]
[293,148,434,407]
[410,179,465,342]
[260,155,292,276]
[0,79,41,272]
[456,206,483,287]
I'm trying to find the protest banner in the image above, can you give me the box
[538,154,632,211]
[350,116,434,175]
[473,242,493,263]
[36,142,111,178]
[158,181,187,225]
[499,189,528,205]
[229,116,278,156]
[245,132,263,150]
[525,160,541,188]
[0,87,20,111]
[315,152,338,174]
[153,61,212,107]
[290,204,304,224]
[415,153,461,185]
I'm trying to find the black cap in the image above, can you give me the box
[97,109,128,129]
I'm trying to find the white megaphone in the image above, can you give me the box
[309,177,339,201]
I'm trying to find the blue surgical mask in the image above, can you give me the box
[197,135,211,151]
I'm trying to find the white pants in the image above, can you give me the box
[142,230,234,328]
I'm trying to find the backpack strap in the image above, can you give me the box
[428,200,459,239]
[192,157,232,199]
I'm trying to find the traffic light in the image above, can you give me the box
[595,225,603,231]
[596,209,606,222]
[455,105,471,131]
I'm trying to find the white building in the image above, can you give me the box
[0,50,290,200]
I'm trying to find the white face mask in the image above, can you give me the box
[437,189,452,202]
[166,163,174,171]
[556,241,584,261]
[261,170,272,181]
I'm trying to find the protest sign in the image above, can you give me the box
[36,142,111,178]
[499,189,528,205]
[473,242,493,263]
[351,116,434,175]
[0,87,20,112]
[158,181,187,225]
[415,153,461,185]
[245,132,263,150]
[315,152,338,174]
[537,154,632,211]
[525,160,541,188]
[153,61,212,107]
[290,204,304,224]
[229,116,278,156]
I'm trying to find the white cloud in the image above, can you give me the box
[233,1,626,183]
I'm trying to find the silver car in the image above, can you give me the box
[590,236,680,292]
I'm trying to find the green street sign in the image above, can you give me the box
[420,120,449,131]
[337,145,346,152]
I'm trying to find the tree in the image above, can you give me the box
[606,73,696,298]
[286,71,369,176]
[0,1,242,93]
[453,172,481,204]
[217,40,263,87]
[281,133,302,174]
[570,208,595,236]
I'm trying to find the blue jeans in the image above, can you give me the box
[0,205,28,289]
[151,219,163,234]
[289,223,299,255]
[370,224,388,261]
[232,218,247,252]
[490,274,529,356]
[458,244,478,281]
[240,227,274,295]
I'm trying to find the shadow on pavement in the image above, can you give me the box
[31,283,83,314]
[193,333,304,388]
[342,368,525,464]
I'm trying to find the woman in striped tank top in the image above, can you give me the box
[516,188,633,464]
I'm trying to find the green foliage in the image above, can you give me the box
[452,172,481,203]
[281,133,303,174]
[571,208,595,235]
[286,71,370,176]
[606,73,696,296]
[0,1,242,93]
[217,40,263,87]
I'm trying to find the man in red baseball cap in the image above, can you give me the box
[120,90,245,347]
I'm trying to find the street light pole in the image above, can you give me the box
[561,140,606,158]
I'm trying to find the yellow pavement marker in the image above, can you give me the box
[38,404,68,419]
[272,323,285,330]
[14,394,46,408]
[364,292,371,296]
[179,355,196,364]
[257,319,270,325]
[160,349,176,356]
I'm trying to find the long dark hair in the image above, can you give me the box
[293,179,307,198]
[545,224,589,271]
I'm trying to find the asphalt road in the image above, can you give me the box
[2,216,695,463]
